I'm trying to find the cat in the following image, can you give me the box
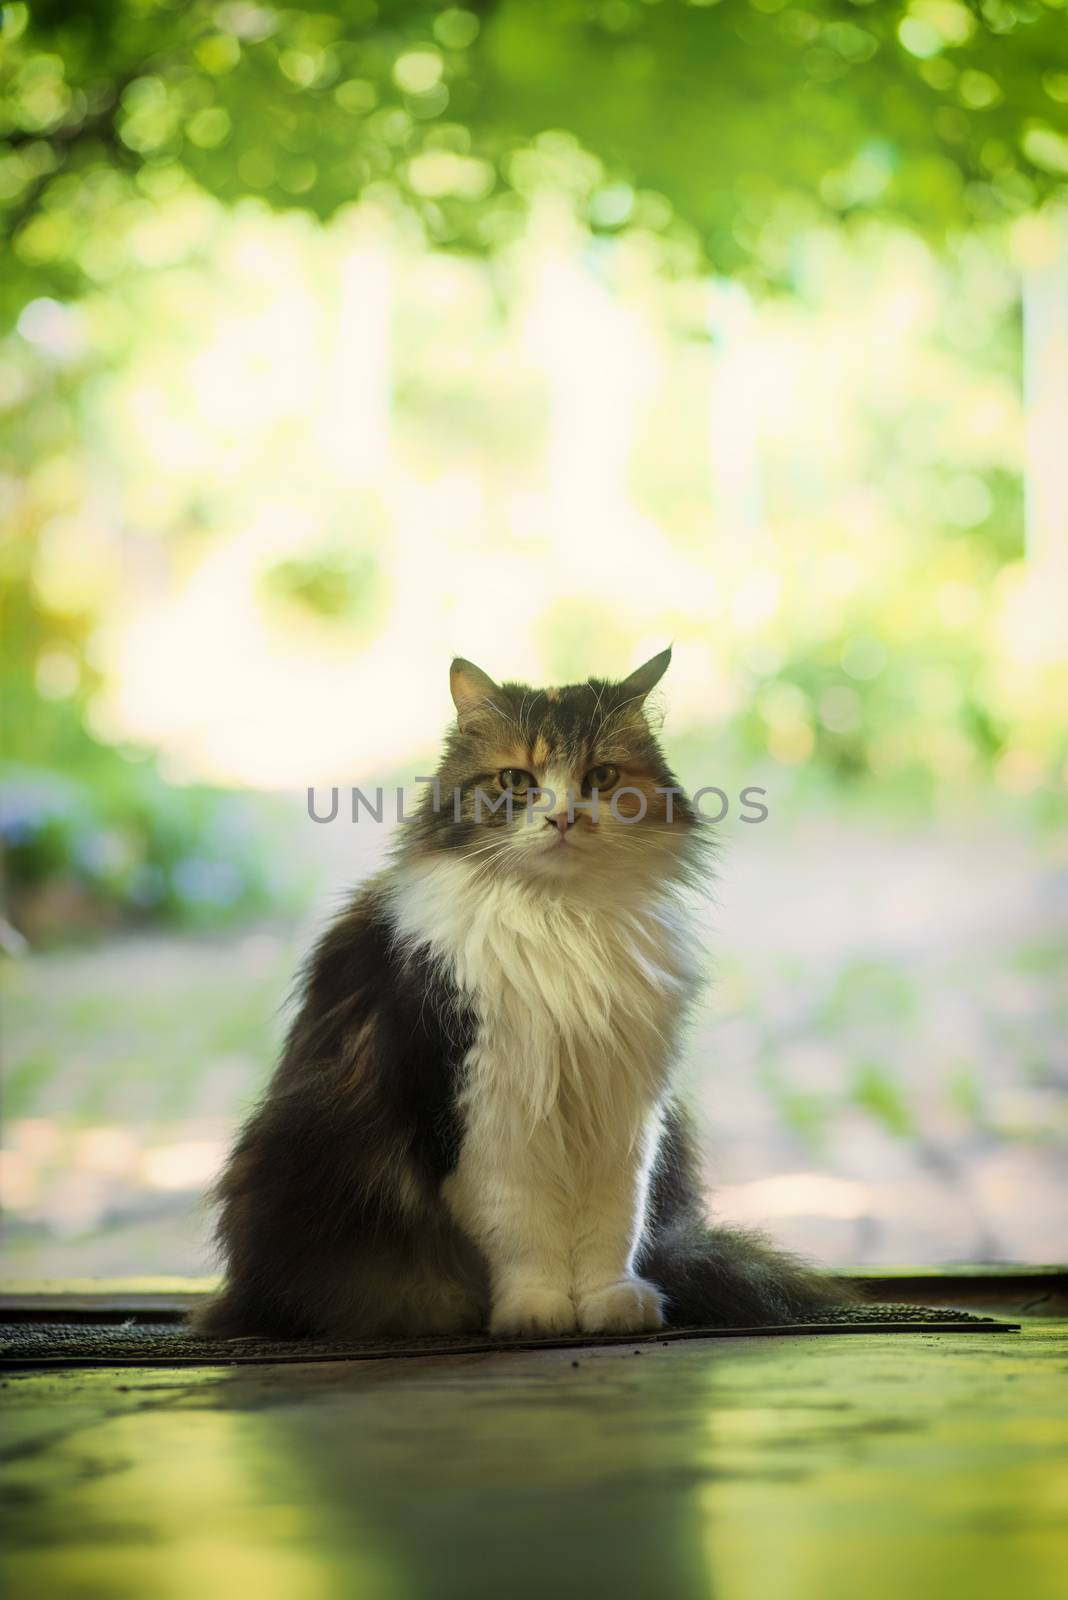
[196,648,843,1340]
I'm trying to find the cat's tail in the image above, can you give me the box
[641,1219,852,1327]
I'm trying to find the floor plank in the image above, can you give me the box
[2,1323,1066,1600]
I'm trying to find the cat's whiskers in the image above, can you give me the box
[460,837,526,892]
[461,835,516,858]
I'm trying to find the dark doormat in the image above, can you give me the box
[0,1303,1017,1369]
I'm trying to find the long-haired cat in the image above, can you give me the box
[197,649,842,1340]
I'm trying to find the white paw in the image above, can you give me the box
[490,1287,576,1338]
[577,1276,665,1335]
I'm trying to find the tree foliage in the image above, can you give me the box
[3,0,1067,324]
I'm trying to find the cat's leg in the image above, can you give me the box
[443,1125,577,1337]
[347,1250,486,1337]
[571,1114,666,1335]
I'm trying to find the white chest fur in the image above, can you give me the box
[388,856,698,1147]
[389,853,703,1334]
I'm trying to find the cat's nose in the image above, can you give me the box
[545,812,573,834]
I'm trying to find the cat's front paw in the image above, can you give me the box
[490,1287,576,1339]
[576,1276,665,1334]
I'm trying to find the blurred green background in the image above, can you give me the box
[2,0,1066,1275]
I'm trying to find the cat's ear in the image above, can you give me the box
[619,646,672,706]
[450,657,502,730]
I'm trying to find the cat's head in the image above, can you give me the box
[409,649,700,891]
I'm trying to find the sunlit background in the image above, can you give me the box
[2,0,1067,1277]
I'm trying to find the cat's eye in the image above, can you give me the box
[498,768,535,792]
[583,763,620,793]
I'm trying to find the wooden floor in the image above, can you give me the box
[2,1318,1067,1600]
